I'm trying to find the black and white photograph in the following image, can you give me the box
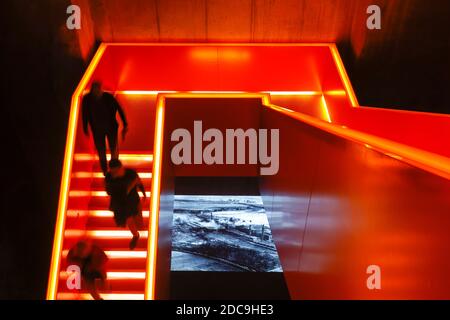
[171,195,283,272]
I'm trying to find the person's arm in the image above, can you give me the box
[81,98,89,136]
[137,176,146,199]
[117,102,128,128]
[112,96,128,139]
[126,177,139,195]
[126,171,145,198]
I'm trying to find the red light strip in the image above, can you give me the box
[66,210,150,218]
[320,95,332,123]
[64,230,149,238]
[72,172,152,178]
[57,293,144,300]
[74,153,153,162]
[68,190,151,197]
[145,96,165,300]
[62,249,147,258]
[115,90,327,96]
[104,42,335,47]
[60,271,146,280]
[265,103,450,180]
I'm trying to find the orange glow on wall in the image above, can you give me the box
[142,90,450,300]
[264,102,450,180]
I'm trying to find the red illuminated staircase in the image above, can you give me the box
[56,153,152,300]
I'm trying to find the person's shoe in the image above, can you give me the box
[129,234,140,250]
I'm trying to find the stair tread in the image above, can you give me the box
[58,151,153,299]
[57,292,145,300]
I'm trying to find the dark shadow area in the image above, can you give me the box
[1,0,85,299]
[171,272,290,300]
[339,3,450,114]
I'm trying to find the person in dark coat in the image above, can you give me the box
[82,81,128,175]
[66,240,109,300]
[105,159,146,250]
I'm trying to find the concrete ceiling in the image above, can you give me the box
[72,0,410,58]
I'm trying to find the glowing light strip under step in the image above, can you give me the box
[62,249,147,259]
[116,90,347,96]
[72,172,152,178]
[64,230,149,238]
[57,293,144,300]
[67,210,150,218]
[74,154,153,162]
[69,190,151,197]
[60,271,145,280]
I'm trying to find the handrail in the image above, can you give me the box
[263,102,450,180]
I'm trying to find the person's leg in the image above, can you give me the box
[93,132,107,175]
[97,272,110,292]
[85,279,102,300]
[107,129,119,161]
[126,216,139,237]
[134,212,145,230]
[126,216,140,250]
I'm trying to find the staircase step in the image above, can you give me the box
[88,219,148,229]
[62,230,148,250]
[62,249,147,270]
[72,153,153,172]
[65,217,149,229]
[58,151,153,299]
[64,229,149,238]
[58,279,145,293]
[69,190,151,197]
[59,270,145,292]
[67,210,150,218]
[70,174,151,189]
[68,195,150,209]
[57,292,144,300]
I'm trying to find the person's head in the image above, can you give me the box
[90,81,103,98]
[109,159,124,177]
